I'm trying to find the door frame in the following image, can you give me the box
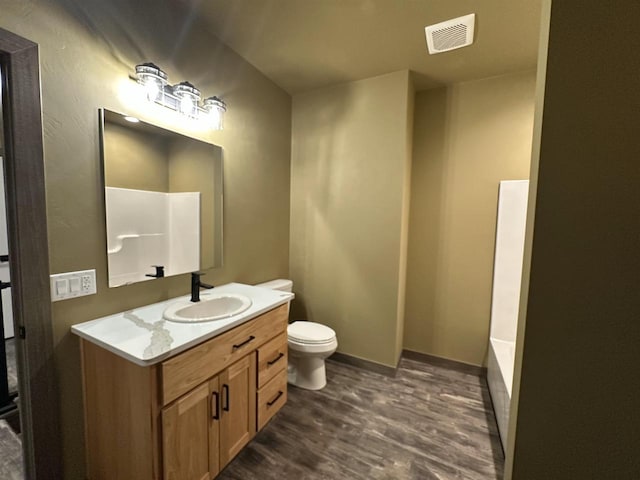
[0,27,63,479]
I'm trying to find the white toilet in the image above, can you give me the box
[255,279,338,390]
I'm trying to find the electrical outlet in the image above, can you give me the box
[50,269,97,302]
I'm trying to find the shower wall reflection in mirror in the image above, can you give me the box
[100,109,223,287]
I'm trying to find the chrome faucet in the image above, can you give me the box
[191,272,214,302]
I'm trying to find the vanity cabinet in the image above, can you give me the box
[81,304,288,480]
[162,353,256,479]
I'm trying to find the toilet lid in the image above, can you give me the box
[288,321,336,344]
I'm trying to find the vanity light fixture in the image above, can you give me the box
[133,62,227,130]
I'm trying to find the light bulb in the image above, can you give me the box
[144,81,160,102]
[208,108,222,130]
[173,82,200,118]
[180,95,194,115]
[135,63,167,103]
[203,96,226,130]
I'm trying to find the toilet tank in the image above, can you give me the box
[255,278,293,293]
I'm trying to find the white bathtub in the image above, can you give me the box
[487,180,528,451]
[487,338,514,448]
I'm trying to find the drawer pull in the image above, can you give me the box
[222,384,230,412]
[267,390,283,407]
[232,335,256,350]
[211,391,220,420]
[267,352,285,366]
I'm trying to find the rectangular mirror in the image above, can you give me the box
[99,109,223,287]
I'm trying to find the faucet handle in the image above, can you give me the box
[192,271,214,290]
[146,265,165,278]
[191,271,206,280]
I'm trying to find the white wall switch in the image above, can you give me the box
[55,279,69,295]
[69,277,81,293]
[50,269,97,302]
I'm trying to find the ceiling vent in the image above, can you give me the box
[425,13,476,55]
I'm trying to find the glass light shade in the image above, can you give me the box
[179,95,194,115]
[144,81,161,102]
[203,96,227,130]
[173,82,201,118]
[135,63,168,102]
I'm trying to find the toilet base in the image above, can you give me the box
[288,355,328,390]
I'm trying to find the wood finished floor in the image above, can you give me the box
[1,339,22,480]
[219,358,504,480]
[0,419,22,480]
[6,338,18,394]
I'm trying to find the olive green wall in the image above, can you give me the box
[0,1,291,478]
[394,76,415,364]
[290,70,413,368]
[104,122,170,191]
[507,0,640,477]
[404,72,536,366]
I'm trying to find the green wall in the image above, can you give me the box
[507,0,640,477]
[290,71,413,368]
[104,122,170,192]
[404,72,536,366]
[0,1,292,477]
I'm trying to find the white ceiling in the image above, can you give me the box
[190,0,543,94]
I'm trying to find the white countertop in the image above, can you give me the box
[71,283,294,366]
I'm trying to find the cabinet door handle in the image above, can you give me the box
[267,390,283,407]
[232,335,255,350]
[211,391,220,420]
[222,384,230,412]
[267,352,284,366]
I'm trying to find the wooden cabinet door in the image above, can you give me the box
[208,376,221,478]
[162,383,211,480]
[219,352,257,468]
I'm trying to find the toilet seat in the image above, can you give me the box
[288,321,336,345]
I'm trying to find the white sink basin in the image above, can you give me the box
[163,293,253,323]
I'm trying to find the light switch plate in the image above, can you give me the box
[50,269,97,302]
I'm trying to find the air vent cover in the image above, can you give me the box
[425,13,476,55]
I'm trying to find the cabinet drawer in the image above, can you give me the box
[257,368,287,431]
[257,332,288,389]
[162,304,288,406]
